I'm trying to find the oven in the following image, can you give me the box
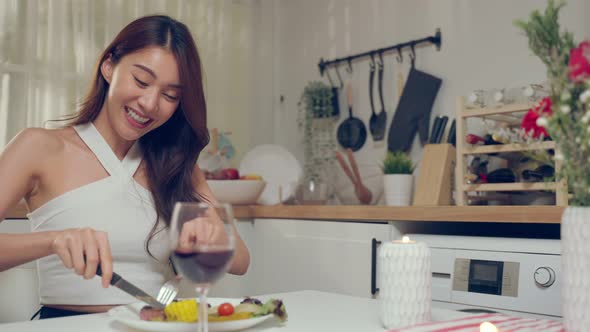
[409,234,561,319]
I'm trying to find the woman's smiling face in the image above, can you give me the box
[100,46,182,141]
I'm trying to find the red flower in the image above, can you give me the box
[568,40,590,83]
[521,97,552,139]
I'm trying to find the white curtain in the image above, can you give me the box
[0,0,270,157]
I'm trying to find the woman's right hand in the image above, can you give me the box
[51,228,113,288]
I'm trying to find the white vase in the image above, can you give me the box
[383,174,413,206]
[562,206,590,331]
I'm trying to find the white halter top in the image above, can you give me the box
[28,123,170,305]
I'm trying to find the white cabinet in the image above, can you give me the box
[212,218,393,299]
[0,219,39,323]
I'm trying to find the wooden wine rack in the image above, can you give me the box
[455,97,568,206]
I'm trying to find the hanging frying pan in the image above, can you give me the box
[337,82,367,151]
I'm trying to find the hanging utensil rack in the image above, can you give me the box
[318,28,442,75]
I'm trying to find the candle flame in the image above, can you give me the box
[402,236,410,243]
[480,322,498,332]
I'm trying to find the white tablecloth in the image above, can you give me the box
[0,290,472,332]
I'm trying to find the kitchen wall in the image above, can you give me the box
[268,0,590,194]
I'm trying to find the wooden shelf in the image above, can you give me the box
[462,141,556,155]
[7,202,563,224]
[463,182,557,192]
[234,205,562,224]
[460,103,533,118]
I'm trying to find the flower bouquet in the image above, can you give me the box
[515,1,590,329]
[515,0,590,206]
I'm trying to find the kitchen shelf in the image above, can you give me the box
[7,202,564,223]
[462,141,556,155]
[455,97,568,206]
[463,182,557,192]
[461,103,533,118]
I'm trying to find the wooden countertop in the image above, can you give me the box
[7,202,564,223]
[236,205,564,223]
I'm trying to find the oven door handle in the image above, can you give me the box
[371,238,381,295]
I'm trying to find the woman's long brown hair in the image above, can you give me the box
[70,15,208,257]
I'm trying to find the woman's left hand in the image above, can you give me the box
[177,209,229,250]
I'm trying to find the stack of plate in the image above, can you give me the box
[239,144,302,205]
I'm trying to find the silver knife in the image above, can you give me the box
[96,265,165,309]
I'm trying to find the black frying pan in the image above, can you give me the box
[337,82,367,151]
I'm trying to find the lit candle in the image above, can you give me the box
[480,322,498,332]
[379,235,431,329]
[396,235,415,244]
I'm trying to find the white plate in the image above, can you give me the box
[108,298,273,332]
[239,145,302,205]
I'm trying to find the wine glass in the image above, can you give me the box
[168,202,236,332]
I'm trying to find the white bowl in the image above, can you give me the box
[207,180,266,205]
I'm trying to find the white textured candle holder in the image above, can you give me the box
[378,240,431,329]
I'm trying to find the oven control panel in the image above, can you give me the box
[453,258,520,297]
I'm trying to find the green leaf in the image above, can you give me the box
[381,151,414,174]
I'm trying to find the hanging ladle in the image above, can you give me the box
[368,53,380,141]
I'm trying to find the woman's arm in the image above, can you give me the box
[0,129,114,286]
[0,129,58,270]
[192,166,250,275]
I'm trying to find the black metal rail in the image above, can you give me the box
[318,28,442,76]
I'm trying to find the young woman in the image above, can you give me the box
[0,15,249,318]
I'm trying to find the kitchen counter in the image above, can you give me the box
[7,202,564,223]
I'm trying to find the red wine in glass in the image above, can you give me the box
[171,248,234,285]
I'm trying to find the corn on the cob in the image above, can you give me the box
[164,299,198,322]
[163,300,257,323]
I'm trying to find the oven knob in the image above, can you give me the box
[534,267,556,287]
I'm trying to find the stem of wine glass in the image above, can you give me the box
[197,286,209,332]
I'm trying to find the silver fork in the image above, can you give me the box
[156,277,180,307]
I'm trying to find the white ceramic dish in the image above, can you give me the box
[109,298,273,332]
[239,145,302,205]
[207,180,266,205]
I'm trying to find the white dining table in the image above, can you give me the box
[0,290,472,332]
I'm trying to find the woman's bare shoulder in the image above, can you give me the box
[8,127,70,154]
[6,127,90,163]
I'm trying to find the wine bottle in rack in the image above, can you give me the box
[487,168,517,183]
[465,134,504,145]
[521,165,555,182]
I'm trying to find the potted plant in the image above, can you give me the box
[515,1,590,329]
[381,151,415,206]
[297,81,339,201]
